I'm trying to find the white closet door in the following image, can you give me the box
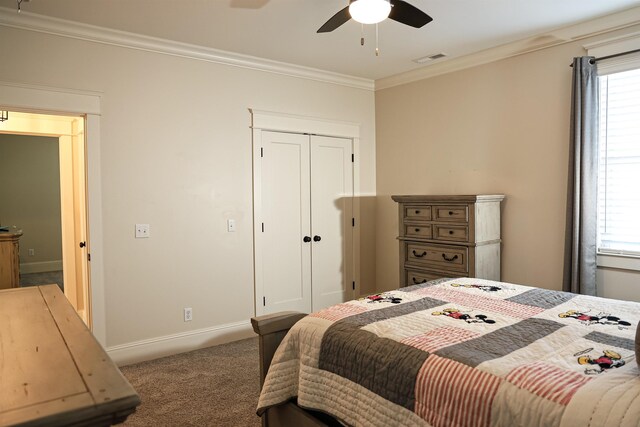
[310,135,354,311]
[260,131,312,314]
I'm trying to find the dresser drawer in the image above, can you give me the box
[405,242,468,273]
[405,224,432,239]
[405,269,444,287]
[405,206,432,221]
[433,224,469,242]
[433,205,468,222]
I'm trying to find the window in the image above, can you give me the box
[597,62,640,256]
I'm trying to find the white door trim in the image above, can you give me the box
[249,109,360,138]
[0,82,106,346]
[0,80,101,115]
[250,109,361,315]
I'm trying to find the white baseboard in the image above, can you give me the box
[20,260,63,274]
[106,320,256,367]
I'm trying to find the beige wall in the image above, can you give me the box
[0,26,376,348]
[0,134,62,268]
[3,11,637,355]
[375,27,640,300]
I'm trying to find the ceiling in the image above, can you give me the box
[2,0,640,80]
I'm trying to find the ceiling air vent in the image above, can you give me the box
[413,53,448,64]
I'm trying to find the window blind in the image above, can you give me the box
[597,66,640,256]
[596,51,640,76]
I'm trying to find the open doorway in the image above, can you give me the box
[0,111,91,327]
[0,133,63,289]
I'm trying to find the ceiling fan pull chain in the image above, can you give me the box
[361,24,365,46]
[375,23,380,56]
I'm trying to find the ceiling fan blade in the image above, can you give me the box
[317,6,351,33]
[388,0,433,28]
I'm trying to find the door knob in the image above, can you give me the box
[313,235,322,242]
[303,236,311,243]
[79,241,86,248]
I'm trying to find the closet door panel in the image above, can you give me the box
[261,131,312,314]
[310,135,354,311]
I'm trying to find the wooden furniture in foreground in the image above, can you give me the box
[392,195,504,286]
[252,312,337,427]
[0,230,22,290]
[0,285,140,426]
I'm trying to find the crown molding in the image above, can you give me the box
[376,6,640,91]
[0,7,374,92]
[3,5,639,94]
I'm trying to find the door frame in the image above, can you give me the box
[0,81,107,345]
[1,113,89,322]
[250,109,361,316]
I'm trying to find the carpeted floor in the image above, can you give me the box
[120,337,262,427]
[20,270,64,291]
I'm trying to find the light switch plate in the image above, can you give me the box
[135,224,150,238]
[227,219,236,232]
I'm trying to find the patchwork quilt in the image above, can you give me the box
[257,278,640,427]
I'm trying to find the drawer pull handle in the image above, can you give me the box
[415,210,420,214]
[412,250,427,258]
[414,228,421,232]
[412,277,428,284]
[448,211,454,215]
[442,253,459,262]
[448,230,454,235]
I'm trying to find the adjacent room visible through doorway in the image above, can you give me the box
[0,111,92,328]
[0,133,64,291]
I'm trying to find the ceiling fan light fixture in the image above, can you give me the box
[349,0,391,25]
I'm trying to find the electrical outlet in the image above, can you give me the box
[135,224,150,238]
[184,307,193,322]
[28,248,35,256]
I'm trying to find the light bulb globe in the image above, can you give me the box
[349,0,391,25]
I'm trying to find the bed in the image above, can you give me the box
[251,277,640,427]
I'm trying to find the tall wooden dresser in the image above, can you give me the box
[392,195,504,287]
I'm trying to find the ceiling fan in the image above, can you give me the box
[317,0,433,33]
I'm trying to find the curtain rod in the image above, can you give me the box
[570,48,640,67]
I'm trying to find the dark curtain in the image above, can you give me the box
[563,56,598,295]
